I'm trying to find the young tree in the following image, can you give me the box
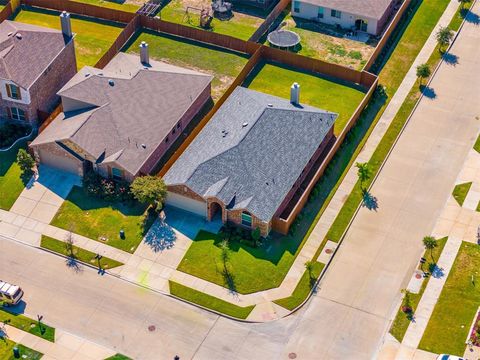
[458,0,469,9]
[423,236,438,263]
[436,26,454,52]
[305,260,315,280]
[220,240,230,267]
[401,289,413,315]
[355,162,371,189]
[64,231,75,259]
[416,63,431,85]
[251,227,261,248]
[130,176,167,211]
[16,149,35,175]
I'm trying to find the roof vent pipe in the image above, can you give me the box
[290,82,300,105]
[60,11,72,38]
[140,41,149,65]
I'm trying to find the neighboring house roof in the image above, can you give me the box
[0,21,69,89]
[298,0,394,20]
[31,52,213,176]
[164,87,337,222]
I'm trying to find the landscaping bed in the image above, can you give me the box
[159,0,266,40]
[50,186,155,253]
[14,7,124,69]
[124,30,249,101]
[0,340,43,360]
[169,281,254,319]
[453,182,472,206]
[244,61,366,134]
[41,235,124,269]
[0,142,28,210]
[0,122,32,149]
[419,242,480,356]
[265,12,376,70]
[0,308,55,342]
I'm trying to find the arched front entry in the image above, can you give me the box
[209,201,224,222]
[355,19,368,32]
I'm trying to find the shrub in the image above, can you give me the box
[130,176,167,211]
[0,123,31,148]
[83,172,133,202]
[16,148,35,175]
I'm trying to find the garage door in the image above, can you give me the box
[38,149,80,175]
[166,191,206,217]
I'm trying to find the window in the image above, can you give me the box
[293,1,300,12]
[241,212,252,227]
[6,84,21,100]
[331,9,341,18]
[317,7,324,18]
[177,123,181,129]
[9,107,26,121]
[172,127,176,135]
[111,168,123,181]
[165,135,169,143]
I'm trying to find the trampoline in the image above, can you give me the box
[267,30,301,49]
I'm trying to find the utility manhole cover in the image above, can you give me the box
[415,273,422,279]
[288,353,297,359]
[148,325,156,332]
[325,248,333,254]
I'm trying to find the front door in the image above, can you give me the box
[83,160,93,174]
[355,19,368,32]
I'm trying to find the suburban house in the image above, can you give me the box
[291,0,399,35]
[30,44,213,181]
[0,14,76,124]
[164,85,337,236]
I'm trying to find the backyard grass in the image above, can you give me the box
[474,133,480,153]
[41,235,124,269]
[0,340,43,360]
[244,61,366,134]
[160,0,265,40]
[72,0,141,12]
[14,8,124,69]
[266,12,375,70]
[452,182,472,206]
[125,30,249,101]
[389,237,448,342]
[419,242,480,355]
[0,142,27,210]
[104,354,132,360]
[274,261,324,310]
[169,281,255,319]
[50,186,154,253]
[0,309,55,342]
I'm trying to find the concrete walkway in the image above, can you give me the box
[4,324,116,360]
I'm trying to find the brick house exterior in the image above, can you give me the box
[0,20,77,124]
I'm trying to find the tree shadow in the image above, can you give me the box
[65,256,82,273]
[429,263,445,278]
[221,267,238,295]
[420,85,437,99]
[361,189,379,211]
[465,10,480,25]
[143,218,177,253]
[443,52,459,66]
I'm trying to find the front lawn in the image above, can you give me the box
[124,30,249,101]
[169,281,255,319]
[244,61,366,134]
[274,261,324,310]
[0,142,27,210]
[178,230,307,294]
[104,354,132,360]
[14,7,124,69]
[72,0,141,12]
[419,242,480,356]
[41,235,124,269]
[0,309,55,342]
[50,186,155,253]
[0,340,43,360]
[452,182,472,206]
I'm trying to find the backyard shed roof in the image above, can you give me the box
[0,21,69,89]
[299,0,395,20]
[164,86,337,222]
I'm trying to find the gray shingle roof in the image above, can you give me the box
[299,0,394,20]
[31,53,213,175]
[0,21,68,89]
[164,87,337,222]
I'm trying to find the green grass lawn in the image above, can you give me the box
[0,340,43,360]
[244,62,366,134]
[124,30,249,101]
[419,242,480,355]
[50,186,154,253]
[0,309,55,342]
[14,8,124,69]
[0,142,27,210]
[474,134,480,153]
[72,0,140,12]
[274,261,324,310]
[452,182,472,206]
[389,237,448,342]
[169,281,255,319]
[159,0,264,40]
[41,235,124,269]
[104,354,132,360]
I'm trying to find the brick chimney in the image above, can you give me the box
[140,41,149,65]
[60,11,72,38]
[290,82,300,105]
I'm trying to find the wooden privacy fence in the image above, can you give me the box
[248,0,290,42]
[364,0,413,71]
[38,104,62,133]
[0,1,12,21]
[21,0,135,23]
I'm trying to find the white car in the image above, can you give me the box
[437,355,464,360]
[0,280,23,306]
